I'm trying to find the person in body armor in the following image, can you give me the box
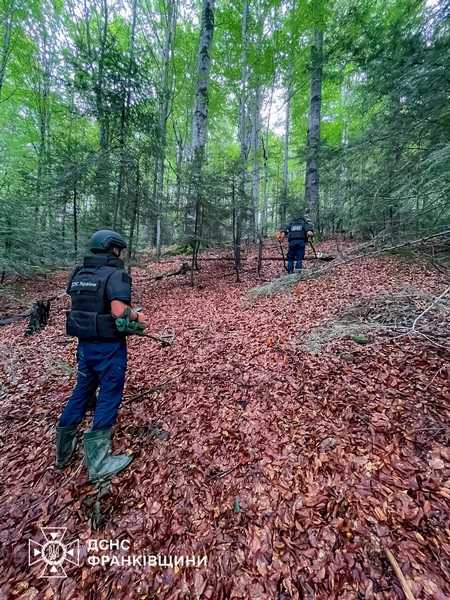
[283,216,314,274]
[56,229,148,482]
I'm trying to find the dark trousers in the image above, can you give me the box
[287,240,306,273]
[59,341,127,430]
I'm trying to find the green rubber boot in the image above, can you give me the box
[83,428,133,483]
[56,426,78,469]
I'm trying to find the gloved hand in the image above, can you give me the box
[116,317,146,336]
[115,307,146,336]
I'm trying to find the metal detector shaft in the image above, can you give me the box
[309,241,318,259]
[142,328,176,347]
[278,240,288,272]
[143,333,167,344]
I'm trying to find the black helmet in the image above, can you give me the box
[88,229,127,253]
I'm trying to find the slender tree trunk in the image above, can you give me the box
[73,182,78,260]
[34,19,53,227]
[113,148,125,229]
[232,174,240,282]
[155,0,178,258]
[251,84,261,239]
[250,6,265,241]
[135,205,140,256]
[61,197,67,242]
[339,83,349,231]
[175,138,183,218]
[274,160,280,229]
[113,0,138,229]
[261,74,275,235]
[261,135,269,233]
[190,0,215,281]
[94,0,111,222]
[304,29,324,217]
[281,62,293,226]
[128,161,140,262]
[236,0,250,271]
[96,0,108,151]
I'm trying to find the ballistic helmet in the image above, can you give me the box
[88,229,127,253]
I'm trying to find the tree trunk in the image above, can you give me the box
[113,0,138,229]
[155,0,178,259]
[281,62,293,226]
[128,161,140,263]
[33,18,53,229]
[25,301,51,336]
[251,84,261,239]
[94,0,111,221]
[232,175,240,282]
[304,29,324,218]
[190,0,215,280]
[338,79,349,232]
[73,182,78,259]
[236,0,250,272]
[173,123,184,222]
[261,74,275,235]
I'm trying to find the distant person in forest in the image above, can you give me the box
[283,215,314,274]
[56,229,148,482]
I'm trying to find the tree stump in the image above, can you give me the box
[25,300,51,336]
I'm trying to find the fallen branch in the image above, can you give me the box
[0,313,30,326]
[249,255,335,262]
[125,358,187,403]
[343,230,450,265]
[206,461,252,481]
[147,255,329,264]
[27,460,84,513]
[411,285,450,332]
[384,547,415,600]
[124,372,181,404]
[150,262,190,280]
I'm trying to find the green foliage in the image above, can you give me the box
[0,0,448,278]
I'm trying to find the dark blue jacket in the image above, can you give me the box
[284,218,313,243]
[66,254,131,342]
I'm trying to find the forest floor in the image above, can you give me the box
[0,240,449,599]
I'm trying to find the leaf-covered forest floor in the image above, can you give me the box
[1,240,449,599]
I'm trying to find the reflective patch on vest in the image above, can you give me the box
[70,281,98,290]
[291,225,304,231]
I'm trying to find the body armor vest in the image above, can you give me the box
[288,221,307,242]
[66,255,126,341]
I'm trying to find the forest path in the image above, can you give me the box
[0,243,449,598]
